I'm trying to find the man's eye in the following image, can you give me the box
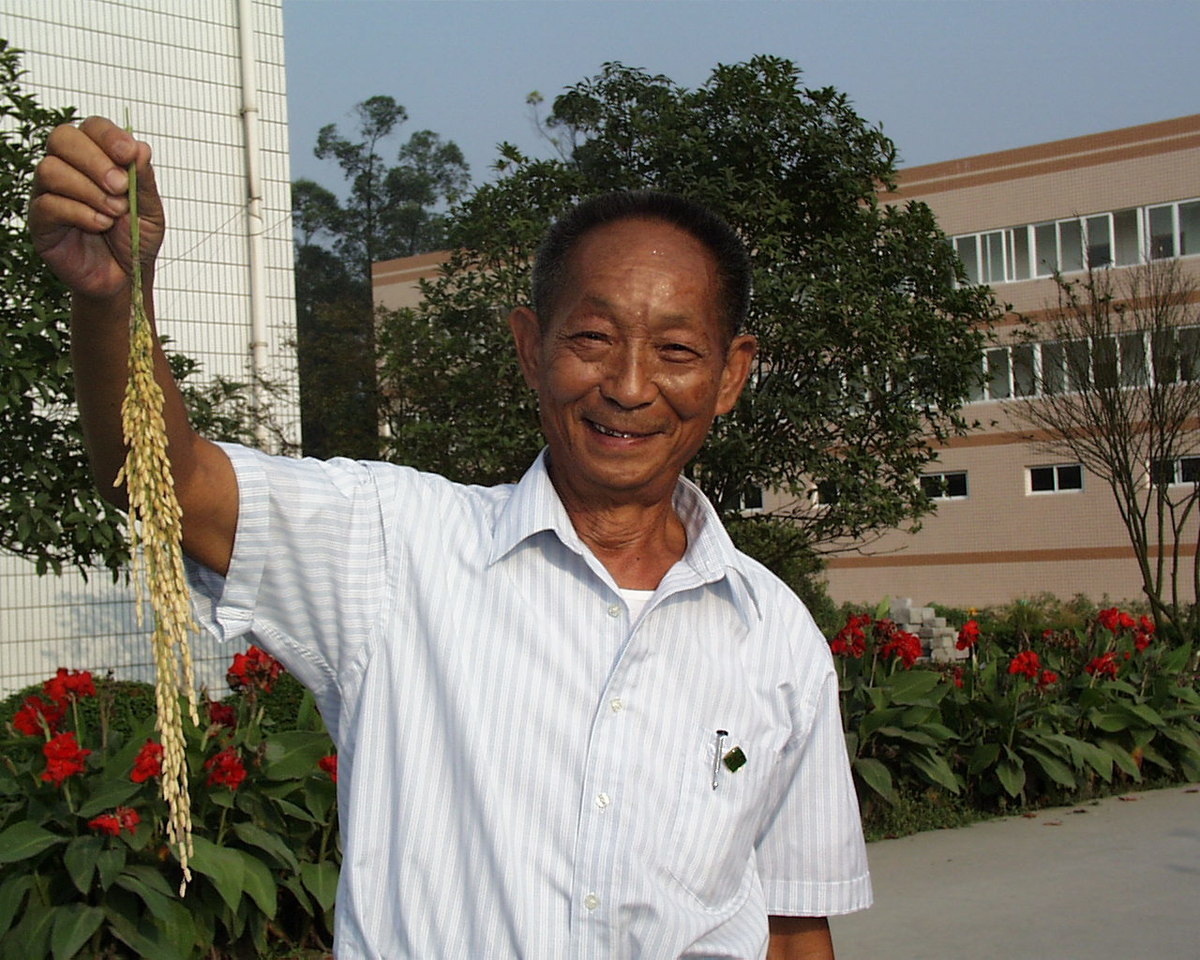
[662,343,698,357]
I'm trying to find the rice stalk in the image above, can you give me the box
[114,134,200,894]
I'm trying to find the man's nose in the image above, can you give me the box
[600,345,657,409]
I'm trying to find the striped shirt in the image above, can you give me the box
[188,445,871,959]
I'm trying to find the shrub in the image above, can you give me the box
[828,602,1200,824]
[0,647,339,959]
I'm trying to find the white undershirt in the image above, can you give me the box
[619,588,655,622]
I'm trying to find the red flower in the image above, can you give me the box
[89,805,140,837]
[881,629,923,669]
[1008,650,1041,680]
[12,695,65,737]
[207,700,237,729]
[830,614,870,658]
[43,668,96,706]
[41,732,90,787]
[1086,651,1119,680]
[1098,607,1136,634]
[947,666,965,688]
[1133,630,1153,652]
[319,754,338,783]
[130,739,164,783]
[1037,669,1059,690]
[956,619,980,650]
[227,645,284,693]
[205,747,247,791]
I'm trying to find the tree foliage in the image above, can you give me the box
[0,41,288,577]
[0,40,125,575]
[379,57,998,555]
[1008,260,1200,638]
[293,95,469,459]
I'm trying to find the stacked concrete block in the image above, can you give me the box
[889,598,970,663]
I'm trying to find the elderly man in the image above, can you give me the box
[31,117,870,959]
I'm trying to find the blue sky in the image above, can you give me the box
[283,0,1200,193]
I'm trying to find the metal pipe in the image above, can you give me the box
[237,0,270,447]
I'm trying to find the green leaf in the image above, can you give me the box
[1098,740,1142,780]
[875,725,939,748]
[1160,641,1193,674]
[113,868,196,952]
[858,706,903,739]
[300,860,339,913]
[0,875,33,937]
[63,835,103,895]
[0,822,65,865]
[263,730,335,781]
[908,750,962,794]
[885,669,941,704]
[231,821,301,873]
[1022,746,1077,789]
[851,756,894,803]
[189,835,245,912]
[96,846,126,891]
[996,757,1026,798]
[76,778,141,818]
[50,904,104,960]
[3,901,53,960]
[236,849,278,919]
[967,742,1001,775]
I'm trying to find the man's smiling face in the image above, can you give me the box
[510,216,756,511]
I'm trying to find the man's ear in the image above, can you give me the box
[508,306,543,390]
[715,333,758,416]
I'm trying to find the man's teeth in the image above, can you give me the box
[593,422,637,438]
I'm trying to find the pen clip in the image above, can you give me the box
[711,729,728,790]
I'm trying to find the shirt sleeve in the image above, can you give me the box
[754,618,873,918]
[186,443,396,739]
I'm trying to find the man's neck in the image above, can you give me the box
[566,498,688,590]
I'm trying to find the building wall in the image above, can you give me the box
[824,116,1200,608]
[0,0,297,695]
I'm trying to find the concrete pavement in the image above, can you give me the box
[829,784,1200,960]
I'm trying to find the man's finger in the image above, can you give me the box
[31,154,127,219]
[44,119,138,200]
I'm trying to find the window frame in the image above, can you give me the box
[920,470,969,501]
[1027,463,1084,495]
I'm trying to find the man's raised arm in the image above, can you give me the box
[29,117,237,575]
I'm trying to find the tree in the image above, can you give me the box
[0,41,288,577]
[0,40,125,575]
[293,96,469,459]
[378,57,998,564]
[1007,260,1200,637]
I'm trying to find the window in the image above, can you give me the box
[950,197,1200,287]
[1149,456,1200,486]
[722,486,764,513]
[920,471,968,500]
[1028,464,1083,493]
[969,325,1200,403]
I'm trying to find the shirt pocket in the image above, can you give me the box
[663,718,779,912]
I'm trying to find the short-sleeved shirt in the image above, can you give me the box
[188,444,872,959]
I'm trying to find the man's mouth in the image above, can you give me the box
[587,419,651,440]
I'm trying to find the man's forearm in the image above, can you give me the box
[767,916,834,960]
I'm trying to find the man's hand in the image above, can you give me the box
[767,916,835,960]
[29,116,164,301]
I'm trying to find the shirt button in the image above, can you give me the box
[584,893,600,911]
[594,792,611,810]
[607,603,621,618]
[609,697,624,713]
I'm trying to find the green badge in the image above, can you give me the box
[722,746,747,773]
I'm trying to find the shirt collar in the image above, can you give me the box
[490,449,762,627]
